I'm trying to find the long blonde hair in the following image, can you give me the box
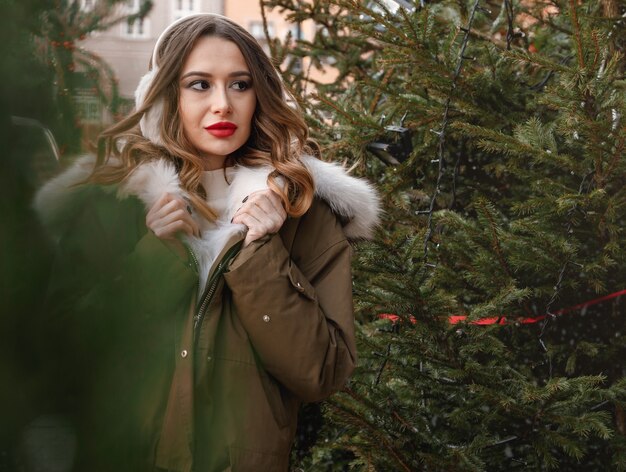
[92,14,316,221]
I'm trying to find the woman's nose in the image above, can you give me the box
[211,87,232,115]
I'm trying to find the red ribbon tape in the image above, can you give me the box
[379,288,626,326]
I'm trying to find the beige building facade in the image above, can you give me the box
[79,0,318,101]
[80,0,225,100]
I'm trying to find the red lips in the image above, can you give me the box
[205,121,237,138]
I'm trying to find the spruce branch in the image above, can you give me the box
[502,49,574,74]
[474,198,514,281]
[373,342,391,387]
[516,4,573,36]
[259,0,278,62]
[568,0,586,69]
[504,0,515,51]
[421,0,483,268]
[598,133,625,187]
[539,169,595,378]
[368,67,395,115]
[449,138,464,210]
[331,388,414,471]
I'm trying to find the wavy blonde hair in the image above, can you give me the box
[92,15,316,221]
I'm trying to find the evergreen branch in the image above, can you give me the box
[311,92,369,127]
[344,0,419,52]
[474,198,514,281]
[391,410,419,434]
[421,0,483,269]
[368,67,395,115]
[467,28,508,50]
[568,0,586,69]
[504,0,514,51]
[330,390,414,471]
[502,50,574,74]
[516,4,573,36]
[539,169,595,378]
[597,132,625,188]
[590,29,601,72]
[453,121,581,173]
[373,342,391,386]
[398,2,420,47]
[449,138,465,210]
[259,0,278,62]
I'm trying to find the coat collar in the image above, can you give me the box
[36,154,380,240]
[35,154,380,290]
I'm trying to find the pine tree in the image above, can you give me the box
[38,0,153,154]
[261,0,626,469]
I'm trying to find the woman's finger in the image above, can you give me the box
[237,191,286,222]
[147,193,200,238]
[264,190,287,218]
[152,218,196,239]
[247,190,286,217]
[233,213,270,246]
[146,193,172,224]
[232,202,285,246]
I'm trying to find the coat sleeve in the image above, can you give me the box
[41,187,196,374]
[223,201,356,403]
[38,187,197,467]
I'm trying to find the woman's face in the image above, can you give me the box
[178,35,257,170]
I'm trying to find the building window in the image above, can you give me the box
[74,92,102,125]
[249,21,274,41]
[121,0,150,38]
[80,0,95,10]
[125,0,141,11]
[172,0,199,22]
[121,16,150,38]
[288,23,303,41]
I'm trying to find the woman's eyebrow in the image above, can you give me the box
[180,70,252,80]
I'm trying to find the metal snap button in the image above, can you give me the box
[181,350,188,358]
[262,314,271,323]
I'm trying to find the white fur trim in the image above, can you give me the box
[118,159,247,291]
[33,155,97,231]
[117,158,180,207]
[35,156,380,292]
[186,223,246,294]
[223,165,274,220]
[302,155,381,239]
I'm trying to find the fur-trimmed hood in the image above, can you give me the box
[35,155,380,289]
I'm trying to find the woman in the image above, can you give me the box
[35,13,380,472]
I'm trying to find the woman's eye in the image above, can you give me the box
[189,80,209,91]
[231,81,250,91]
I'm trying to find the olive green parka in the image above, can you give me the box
[35,154,380,472]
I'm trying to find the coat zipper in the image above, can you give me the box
[187,245,200,276]
[192,241,242,341]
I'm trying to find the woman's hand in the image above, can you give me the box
[232,189,287,247]
[146,193,200,240]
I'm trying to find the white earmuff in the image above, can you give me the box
[135,68,164,146]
